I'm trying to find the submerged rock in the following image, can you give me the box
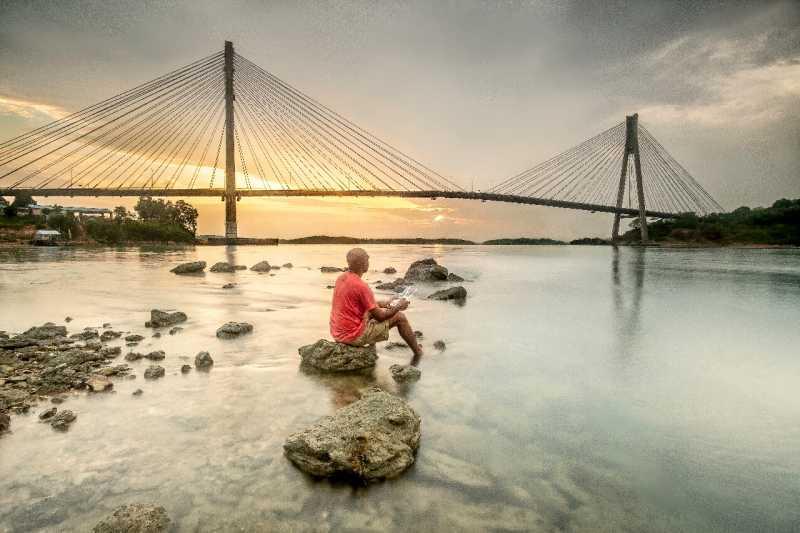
[447,272,465,282]
[428,286,467,301]
[168,327,182,335]
[132,389,143,396]
[124,334,144,343]
[144,350,165,361]
[404,258,448,282]
[250,260,271,272]
[210,262,236,273]
[194,351,213,369]
[0,412,9,432]
[215,322,253,339]
[298,339,378,372]
[70,328,99,341]
[384,342,408,351]
[433,340,446,351]
[180,364,192,374]
[375,278,407,292]
[143,366,165,380]
[170,261,206,274]
[282,262,293,268]
[64,316,73,323]
[383,267,397,274]
[284,386,421,480]
[50,410,76,431]
[320,266,344,273]
[146,309,187,328]
[222,283,236,289]
[92,503,171,533]
[390,364,421,383]
[124,352,143,362]
[39,407,57,420]
[100,330,122,342]
[86,375,113,392]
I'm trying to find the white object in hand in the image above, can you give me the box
[390,286,416,307]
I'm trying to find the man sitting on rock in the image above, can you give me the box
[330,248,423,358]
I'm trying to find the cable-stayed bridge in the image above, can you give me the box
[0,42,722,241]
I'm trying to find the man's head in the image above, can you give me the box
[346,247,369,275]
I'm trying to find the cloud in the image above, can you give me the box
[0,95,69,121]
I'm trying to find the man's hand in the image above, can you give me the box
[393,298,410,310]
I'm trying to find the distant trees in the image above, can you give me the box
[134,197,198,235]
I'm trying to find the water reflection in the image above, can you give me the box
[611,246,644,363]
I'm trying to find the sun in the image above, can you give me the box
[433,215,445,223]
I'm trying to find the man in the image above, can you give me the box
[330,248,423,358]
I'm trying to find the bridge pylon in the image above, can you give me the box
[223,40,237,240]
[612,113,648,242]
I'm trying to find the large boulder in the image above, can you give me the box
[170,261,206,274]
[298,339,377,372]
[216,322,253,339]
[210,262,236,273]
[284,386,421,480]
[428,286,467,301]
[92,503,171,533]
[146,309,187,328]
[250,260,271,272]
[404,258,448,282]
[22,323,67,340]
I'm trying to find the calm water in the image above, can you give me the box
[0,244,798,532]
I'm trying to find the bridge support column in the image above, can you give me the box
[224,40,237,240]
[612,113,648,242]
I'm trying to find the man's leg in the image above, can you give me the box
[388,311,423,357]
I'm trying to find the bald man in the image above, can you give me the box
[330,248,423,358]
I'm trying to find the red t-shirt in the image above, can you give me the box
[330,272,377,342]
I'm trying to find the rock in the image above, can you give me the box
[64,316,73,323]
[168,327,182,335]
[428,286,467,301]
[92,503,171,533]
[222,283,236,289]
[383,267,397,274]
[132,389,143,396]
[404,258,448,282]
[215,322,253,339]
[99,365,129,376]
[180,364,192,374]
[147,309,187,328]
[0,412,9,432]
[170,261,206,274]
[84,340,103,351]
[51,396,66,404]
[375,278,407,292]
[39,407,57,420]
[143,366,165,380]
[250,260,271,272]
[298,339,378,372]
[320,266,344,273]
[447,272,465,282]
[100,330,122,342]
[414,330,423,339]
[22,323,68,340]
[50,410,76,431]
[390,364,421,383]
[210,262,236,273]
[433,340,446,351]
[152,332,161,338]
[124,352,143,362]
[326,285,334,289]
[125,334,144,343]
[144,350,165,361]
[70,328,99,341]
[384,342,408,351]
[103,323,112,328]
[284,387,421,480]
[86,375,113,392]
[234,265,247,270]
[194,351,213,369]
[282,262,293,268]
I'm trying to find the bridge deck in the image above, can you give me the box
[0,189,678,219]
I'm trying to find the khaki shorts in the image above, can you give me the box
[348,318,391,346]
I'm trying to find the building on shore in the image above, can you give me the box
[26,205,112,219]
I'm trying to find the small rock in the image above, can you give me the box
[320,266,343,273]
[414,330,423,339]
[427,286,467,301]
[0,412,9,432]
[92,503,170,533]
[147,309,187,328]
[210,261,236,273]
[50,410,77,431]
[144,350,165,361]
[132,389,143,396]
[70,328,99,341]
[384,341,408,351]
[144,366,165,380]
[298,339,378,372]
[100,330,122,342]
[51,396,66,404]
[250,260,271,272]
[170,261,206,274]
[152,332,161,338]
[326,285,334,289]
[284,387,420,480]
[390,364,421,383]
[102,323,112,328]
[222,283,236,289]
[180,364,192,374]
[124,352,143,361]
[125,334,144,343]
[168,327,183,335]
[64,316,73,323]
[282,262,293,268]
[447,272,465,282]
[39,407,58,420]
[215,322,253,339]
[86,375,113,392]
[194,352,213,369]
[383,267,397,274]
[433,340,446,351]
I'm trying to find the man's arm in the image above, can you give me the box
[369,298,408,321]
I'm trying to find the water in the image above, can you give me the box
[1,244,799,532]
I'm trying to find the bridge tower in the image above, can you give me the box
[612,113,648,242]
[223,40,238,240]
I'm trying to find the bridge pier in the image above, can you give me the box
[223,40,237,240]
[612,113,648,242]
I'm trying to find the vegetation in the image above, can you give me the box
[623,198,800,245]
[280,236,476,245]
[482,237,565,245]
[570,237,610,245]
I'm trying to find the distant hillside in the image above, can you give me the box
[482,237,566,245]
[279,235,475,245]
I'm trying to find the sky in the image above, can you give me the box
[0,0,798,240]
